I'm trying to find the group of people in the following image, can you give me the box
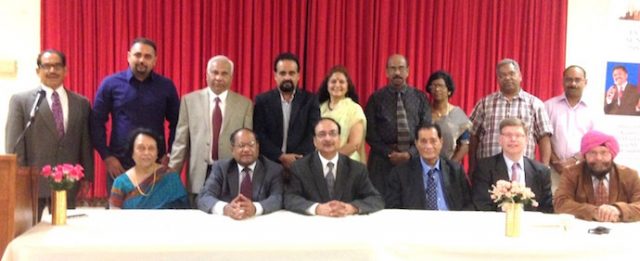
[6,37,640,222]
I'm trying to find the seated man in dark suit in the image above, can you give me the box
[386,123,473,210]
[472,118,553,213]
[197,128,283,220]
[285,118,384,217]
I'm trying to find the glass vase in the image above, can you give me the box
[505,202,523,237]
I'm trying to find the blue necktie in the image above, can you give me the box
[425,169,438,210]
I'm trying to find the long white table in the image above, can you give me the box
[2,209,638,260]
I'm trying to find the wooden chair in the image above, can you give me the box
[0,155,38,256]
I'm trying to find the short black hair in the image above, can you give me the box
[415,122,442,140]
[563,65,587,78]
[37,49,66,67]
[425,70,455,97]
[314,117,341,136]
[131,37,157,54]
[273,52,300,72]
[613,65,628,74]
[229,128,258,145]
[317,65,359,104]
[127,128,163,161]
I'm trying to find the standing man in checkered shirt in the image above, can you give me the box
[468,58,553,173]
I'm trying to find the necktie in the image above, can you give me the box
[511,163,520,183]
[425,169,438,210]
[51,91,64,139]
[326,162,335,198]
[617,86,623,106]
[594,179,608,206]
[240,168,252,199]
[211,97,222,160]
[396,92,411,151]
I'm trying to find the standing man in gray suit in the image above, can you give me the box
[197,128,283,220]
[285,118,384,217]
[5,49,94,219]
[169,55,253,204]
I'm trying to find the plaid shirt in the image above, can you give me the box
[469,90,552,159]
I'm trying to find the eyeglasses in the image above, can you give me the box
[500,133,526,139]
[585,150,611,158]
[563,77,585,84]
[233,141,257,149]
[315,131,339,138]
[386,66,407,72]
[39,63,65,71]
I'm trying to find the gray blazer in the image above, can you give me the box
[284,153,384,215]
[197,156,283,214]
[5,87,94,197]
[169,89,253,193]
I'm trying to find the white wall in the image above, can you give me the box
[566,0,640,170]
[0,0,41,153]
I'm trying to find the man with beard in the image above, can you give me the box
[253,52,320,170]
[365,54,431,197]
[92,38,180,194]
[285,118,384,216]
[554,130,640,222]
[469,58,552,173]
[545,66,597,193]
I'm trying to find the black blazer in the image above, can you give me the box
[284,153,384,215]
[197,156,283,214]
[472,153,553,213]
[385,156,473,210]
[253,88,320,163]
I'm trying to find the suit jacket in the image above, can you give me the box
[385,156,473,210]
[5,87,94,197]
[197,156,283,214]
[253,88,320,163]
[169,89,253,193]
[554,163,640,222]
[284,153,384,214]
[472,153,553,213]
[604,83,640,115]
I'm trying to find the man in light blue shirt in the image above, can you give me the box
[386,123,473,210]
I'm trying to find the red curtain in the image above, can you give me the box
[41,0,567,199]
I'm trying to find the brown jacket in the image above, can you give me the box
[554,162,640,222]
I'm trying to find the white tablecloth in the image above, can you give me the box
[2,209,638,260]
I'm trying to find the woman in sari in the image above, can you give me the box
[109,128,189,209]
[318,65,367,163]
[426,70,472,163]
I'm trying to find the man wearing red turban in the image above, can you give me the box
[554,130,640,222]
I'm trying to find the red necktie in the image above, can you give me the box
[240,168,252,199]
[594,179,608,206]
[211,97,222,160]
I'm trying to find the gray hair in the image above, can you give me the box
[496,58,521,76]
[207,55,234,75]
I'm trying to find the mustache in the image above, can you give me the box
[279,80,295,92]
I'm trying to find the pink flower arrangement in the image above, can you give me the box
[489,180,538,211]
[41,164,85,191]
